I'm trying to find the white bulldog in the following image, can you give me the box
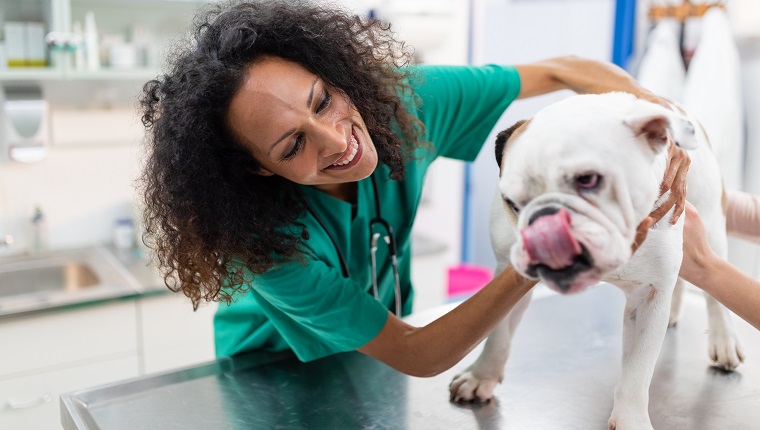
[449,93,745,429]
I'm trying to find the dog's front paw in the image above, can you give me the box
[709,329,745,370]
[449,368,502,403]
[608,412,654,430]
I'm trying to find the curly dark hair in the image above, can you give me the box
[139,0,424,309]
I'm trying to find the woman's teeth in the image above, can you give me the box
[332,135,359,166]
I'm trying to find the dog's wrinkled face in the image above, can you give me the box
[496,93,697,294]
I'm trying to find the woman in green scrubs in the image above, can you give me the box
[139,0,688,378]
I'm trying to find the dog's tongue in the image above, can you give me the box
[520,209,582,270]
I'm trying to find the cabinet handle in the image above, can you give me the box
[6,393,52,410]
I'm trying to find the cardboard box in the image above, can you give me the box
[3,21,26,67]
[26,22,47,67]
[2,21,48,67]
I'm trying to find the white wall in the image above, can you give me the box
[729,40,760,278]
[0,112,141,255]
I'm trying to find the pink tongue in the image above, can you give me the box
[520,209,582,270]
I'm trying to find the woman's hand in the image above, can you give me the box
[628,89,691,226]
[632,142,691,252]
[678,202,717,283]
[655,141,691,224]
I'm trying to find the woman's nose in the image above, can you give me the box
[313,119,348,156]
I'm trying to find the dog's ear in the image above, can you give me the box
[623,99,698,151]
[495,120,527,169]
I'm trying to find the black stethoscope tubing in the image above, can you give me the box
[301,173,402,316]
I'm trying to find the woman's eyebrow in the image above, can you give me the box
[268,77,319,155]
[305,77,318,107]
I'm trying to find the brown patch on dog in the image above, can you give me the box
[697,121,713,151]
[669,99,687,117]
[495,119,530,174]
[671,100,713,150]
[722,180,728,215]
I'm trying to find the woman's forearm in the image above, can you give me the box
[360,266,536,377]
[516,56,655,100]
[726,189,760,242]
[695,256,760,331]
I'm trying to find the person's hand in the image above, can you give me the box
[655,141,690,224]
[633,90,690,225]
[678,202,717,283]
[632,216,656,253]
[631,142,691,252]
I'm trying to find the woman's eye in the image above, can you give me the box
[283,135,304,160]
[576,173,601,190]
[505,198,520,214]
[317,90,331,113]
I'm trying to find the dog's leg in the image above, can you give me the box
[449,288,533,403]
[705,294,745,369]
[668,277,687,327]
[608,283,673,430]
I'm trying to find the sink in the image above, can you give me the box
[0,246,142,317]
[0,261,99,298]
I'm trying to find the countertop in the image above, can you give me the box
[0,245,168,320]
[61,284,760,429]
[0,233,446,320]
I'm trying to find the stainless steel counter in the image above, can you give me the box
[60,284,760,429]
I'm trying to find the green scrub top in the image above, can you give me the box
[214,64,521,362]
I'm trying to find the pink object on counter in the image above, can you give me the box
[447,264,494,299]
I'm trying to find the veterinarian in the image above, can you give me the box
[680,200,760,331]
[139,0,690,377]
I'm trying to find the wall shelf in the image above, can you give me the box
[0,68,62,81]
[0,67,160,83]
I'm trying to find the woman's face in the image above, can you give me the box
[227,56,378,195]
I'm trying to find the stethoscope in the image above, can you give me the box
[301,173,402,317]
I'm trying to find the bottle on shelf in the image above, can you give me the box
[84,11,100,71]
[72,20,85,70]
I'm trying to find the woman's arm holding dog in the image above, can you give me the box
[680,203,760,331]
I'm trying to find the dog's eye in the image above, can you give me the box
[505,198,520,214]
[576,173,601,190]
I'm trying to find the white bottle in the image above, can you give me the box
[83,11,100,71]
[113,217,135,250]
[72,20,85,70]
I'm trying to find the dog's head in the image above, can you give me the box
[495,92,697,294]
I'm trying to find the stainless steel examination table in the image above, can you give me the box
[61,284,760,429]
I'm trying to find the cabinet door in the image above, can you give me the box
[0,356,138,430]
[138,294,217,374]
[0,300,138,378]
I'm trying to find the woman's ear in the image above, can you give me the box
[249,167,274,176]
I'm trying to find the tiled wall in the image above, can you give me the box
[0,112,141,256]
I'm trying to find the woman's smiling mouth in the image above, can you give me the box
[327,131,362,170]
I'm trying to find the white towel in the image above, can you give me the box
[636,18,686,102]
[683,7,744,190]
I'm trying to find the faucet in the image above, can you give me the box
[0,183,13,250]
[1,234,13,248]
